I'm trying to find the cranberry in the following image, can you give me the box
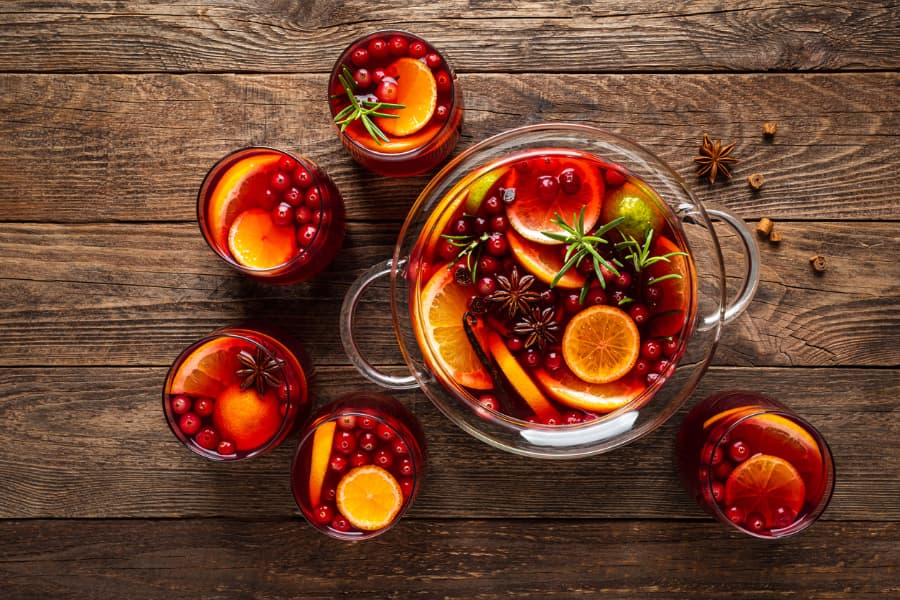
[331,515,352,532]
[599,264,618,285]
[424,53,442,69]
[195,427,219,450]
[313,504,334,524]
[282,186,301,206]
[374,450,394,469]
[450,218,471,236]
[271,202,294,227]
[194,397,214,417]
[558,168,581,195]
[304,187,320,209]
[746,513,766,532]
[293,167,312,189]
[714,460,733,481]
[350,451,370,467]
[368,38,388,59]
[353,68,372,89]
[728,440,750,463]
[217,440,235,455]
[473,216,489,234]
[586,288,607,306]
[611,289,629,305]
[293,205,312,224]
[388,35,408,56]
[539,290,556,305]
[710,481,725,503]
[438,240,458,261]
[476,276,496,296]
[644,284,663,303]
[399,478,415,497]
[662,338,679,358]
[504,336,523,353]
[478,394,499,411]
[323,486,337,502]
[297,223,318,247]
[337,415,356,430]
[542,415,560,426]
[478,255,499,274]
[645,372,660,386]
[435,70,452,93]
[563,411,583,425]
[725,505,744,524]
[358,431,378,452]
[372,67,386,84]
[408,41,427,58]
[614,272,633,289]
[543,350,563,372]
[350,47,369,67]
[434,104,450,121]
[576,258,595,276]
[629,303,651,325]
[773,506,797,528]
[632,359,650,376]
[392,439,409,455]
[484,195,503,214]
[375,424,395,442]
[376,79,399,103]
[536,175,559,201]
[522,348,541,369]
[490,215,508,232]
[604,168,626,187]
[397,458,414,477]
[178,412,201,436]
[486,232,509,256]
[269,171,290,192]
[564,292,583,314]
[171,395,191,415]
[358,416,377,430]
[641,339,662,360]
[278,156,297,172]
[334,431,357,454]
[329,454,347,472]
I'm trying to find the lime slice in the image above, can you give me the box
[464,167,509,213]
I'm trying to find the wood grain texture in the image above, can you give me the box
[1,1,897,74]
[1,72,898,223]
[1,519,896,599]
[1,221,897,368]
[0,365,896,519]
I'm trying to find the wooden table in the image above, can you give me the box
[2,2,898,598]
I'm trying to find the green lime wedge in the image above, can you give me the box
[464,167,509,214]
[601,182,664,240]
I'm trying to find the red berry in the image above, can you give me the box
[333,430,357,454]
[773,506,797,528]
[542,415,560,426]
[313,504,334,524]
[350,451,370,467]
[604,168,626,187]
[710,481,725,503]
[663,338,679,358]
[375,424,395,442]
[399,478,415,497]
[478,394,499,411]
[476,276,496,296]
[629,303,651,325]
[293,167,312,189]
[278,156,297,172]
[408,41,427,58]
[435,70,452,93]
[644,284,663,303]
[563,411,583,425]
[473,216,489,234]
[304,187,320,209]
[367,38,388,59]
[372,67,386,84]
[543,350,563,372]
[269,171,290,192]
[564,292,583,314]
[388,36,408,56]
[297,223,318,247]
[653,359,671,375]
[485,232,508,256]
[725,505,744,524]
[610,289,628,305]
[484,195,502,214]
[438,240,458,261]
[645,372,660,386]
[641,340,662,360]
[337,415,356,431]
[397,458,414,477]
[178,412,201,436]
[576,258,595,276]
[506,336,524,352]
[540,289,557,305]
[746,513,766,532]
[329,454,347,472]
[353,68,372,89]
[195,427,219,450]
[478,255,499,275]
[194,397,214,417]
[586,288,607,306]
[217,439,235,455]
[450,218,471,236]
[558,168,581,194]
[331,515,352,532]
[358,416,377,430]
[171,395,191,415]
[358,431,377,452]
[714,460,733,481]
[599,264,617,285]
[728,440,750,463]
[272,202,294,227]
[632,359,650,376]
[323,486,337,502]
[392,439,409,455]
[490,215,508,232]
[424,53,442,69]
[614,272,632,289]
[283,186,302,206]
[536,175,559,201]
[522,348,541,369]
[374,450,394,469]
[295,205,313,224]
[350,48,369,67]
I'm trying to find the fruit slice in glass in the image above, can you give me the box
[197,147,345,284]
[291,392,426,540]
[163,325,312,461]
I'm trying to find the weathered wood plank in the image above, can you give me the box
[1,221,897,368]
[0,366,896,519]
[0,72,898,222]
[1,1,897,74]
[0,519,896,599]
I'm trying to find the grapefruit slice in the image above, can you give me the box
[725,454,806,529]
[336,465,404,531]
[533,367,643,413]
[507,157,604,243]
[418,265,492,390]
[208,153,281,249]
[171,337,242,397]
[227,208,297,269]
[486,331,560,422]
[375,57,437,138]
[646,235,691,338]
[561,305,640,384]
[507,229,586,289]
[308,421,336,507]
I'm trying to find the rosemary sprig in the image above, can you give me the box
[333,66,405,145]
[542,207,625,290]
[442,231,490,282]
[614,228,688,282]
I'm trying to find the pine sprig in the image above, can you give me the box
[542,207,625,290]
[333,66,405,145]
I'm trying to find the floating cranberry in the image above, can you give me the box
[746,513,766,532]
[438,240,458,261]
[272,202,294,227]
[710,481,725,503]
[331,515,352,532]
[604,168,626,187]
[599,264,618,285]
[336,415,356,431]
[505,336,524,353]
[217,439,235,455]
[350,47,369,67]
[644,284,663,303]
[270,171,290,192]
[323,486,337,502]
[408,41,427,58]
[388,35,408,56]
[714,460,733,481]
[641,339,662,360]
[397,458,414,477]
[304,187,320,209]
[614,272,633,289]
[725,505,744,524]
[543,350,563,372]
[478,255,499,275]
[293,206,312,225]
[278,156,297,172]
[399,478,415,497]
[293,167,312,189]
[586,288,607,306]
[653,359,671,375]
[353,68,372,89]
[435,70,451,93]
[374,450,394,469]
[178,412,201,436]
[563,411,583,425]
[558,168,581,195]
[334,431,357,454]
[281,186,301,206]
[314,504,334,524]
[536,175,559,202]
[540,289,557,305]
[629,303,651,325]
[194,397,214,417]
[425,53,442,69]
[350,451,370,468]
[171,395,191,415]
[392,439,408,455]
[490,215,508,233]
[473,216,489,234]
[645,372,660,386]
[450,218,471,236]
[486,232,509,257]
[632,359,650,376]
[195,427,219,450]
[358,431,377,452]
[434,103,450,122]
[329,454,347,472]
[564,292,584,314]
[478,394,499,411]
[375,424,395,443]
[358,416,377,430]
[728,440,750,463]
[773,506,797,528]
[662,338,679,358]
[376,79,399,103]
[368,38,388,59]
[542,415,560,426]
[576,258,595,276]
[522,348,541,369]
[484,195,503,214]
[372,67,386,84]
[297,223,318,247]
[476,276,496,296]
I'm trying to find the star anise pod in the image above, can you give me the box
[513,307,560,351]
[236,347,285,396]
[488,266,541,318]
[694,133,739,184]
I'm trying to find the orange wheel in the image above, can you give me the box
[561,305,640,384]
[725,454,806,528]
[336,465,404,531]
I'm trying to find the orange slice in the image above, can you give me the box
[646,235,691,338]
[308,421,336,507]
[227,208,297,269]
[730,413,824,503]
[725,454,806,528]
[375,57,437,138]
[507,229,586,289]
[171,336,241,397]
[336,465,404,531]
[418,265,492,390]
[533,367,643,413]
[702,406,754,431]
[486,331,560,422]
[562,305,640,384]
[212,384,282,451]
[507,157,604,243]
[208,153,281,249]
